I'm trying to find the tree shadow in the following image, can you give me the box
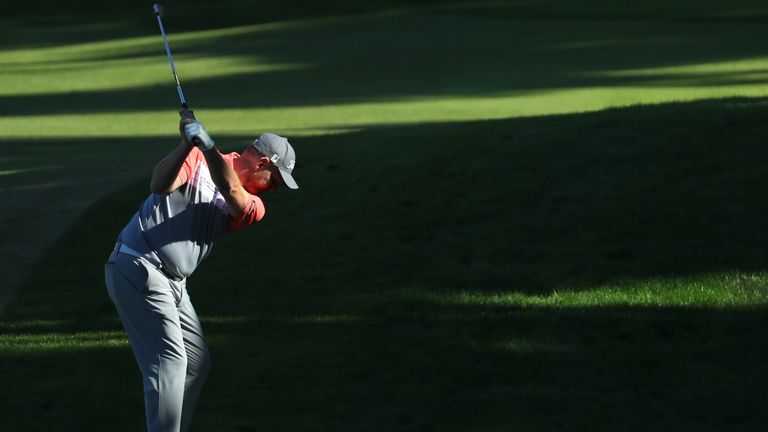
[2,96,767,312]
[196,302,768,432]
[212,96,768,296]
[1,304,766,431]
[1,97,768,430]
[3,2,768,116]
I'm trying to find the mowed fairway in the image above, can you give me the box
[1,1,768,431]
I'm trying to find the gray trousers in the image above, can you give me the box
[105,251,211,432]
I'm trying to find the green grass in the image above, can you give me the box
[4,1,768,137]
[3,100,768,431]
[2,1,768,431]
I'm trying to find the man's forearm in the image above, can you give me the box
[202,149,248,214]
[150,140,194,194]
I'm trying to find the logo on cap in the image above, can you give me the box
[270,154,280,163]
[287,160,295,169]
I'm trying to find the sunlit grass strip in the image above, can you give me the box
[201,315,251,324]
[590,57,768,78]
[201,314,363,324]
[420,273,768,309]
[490,339,576,353]
[0,331,128,354]
[0,7,427,65]
[2,85,768,139]
[288,314,363,324]
[0,320,67,331]
[0,57,309,95]
[0,166,62,176]
[583,58,768,87]
[0,18,330,65]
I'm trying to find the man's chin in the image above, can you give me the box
[245,184,272,195]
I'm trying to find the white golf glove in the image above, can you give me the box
[184,121,215,152]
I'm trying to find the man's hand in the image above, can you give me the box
[184,121,216,152]
[179,108,197,145]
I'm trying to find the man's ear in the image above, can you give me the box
[257,156,271,168]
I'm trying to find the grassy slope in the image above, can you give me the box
[3,1,768,138]
[1,1,768,431]
[2,99,768,431]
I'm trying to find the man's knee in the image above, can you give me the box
[142,354,188,397]
[188,347,211,379]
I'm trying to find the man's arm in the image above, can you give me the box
[150,140,195,194]
[183,117,251,216]
[149,108,198,194]
[202,150,250,216]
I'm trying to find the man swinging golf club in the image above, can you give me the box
[104,6,299,431]
[105,110,298,431]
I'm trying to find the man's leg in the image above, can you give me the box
[106,255,188,432]
[176,282,212,432]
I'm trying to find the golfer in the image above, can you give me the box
[104,109,298,432]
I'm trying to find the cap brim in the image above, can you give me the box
[278,167,299,190]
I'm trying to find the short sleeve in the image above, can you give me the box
[227,194,265,231]
[179,147,205,185]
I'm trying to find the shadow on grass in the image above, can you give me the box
[4,0,768,39]
[1,97,768,430]
[1,305,766,431]
[0,0,477,50]
[4,1,768,117]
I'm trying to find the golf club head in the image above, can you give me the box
[153,3,164,18]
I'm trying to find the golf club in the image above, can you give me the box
[153,3,188,110]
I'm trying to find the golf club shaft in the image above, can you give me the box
[153,4,187,109]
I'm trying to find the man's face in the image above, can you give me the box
[237,147,283,194]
